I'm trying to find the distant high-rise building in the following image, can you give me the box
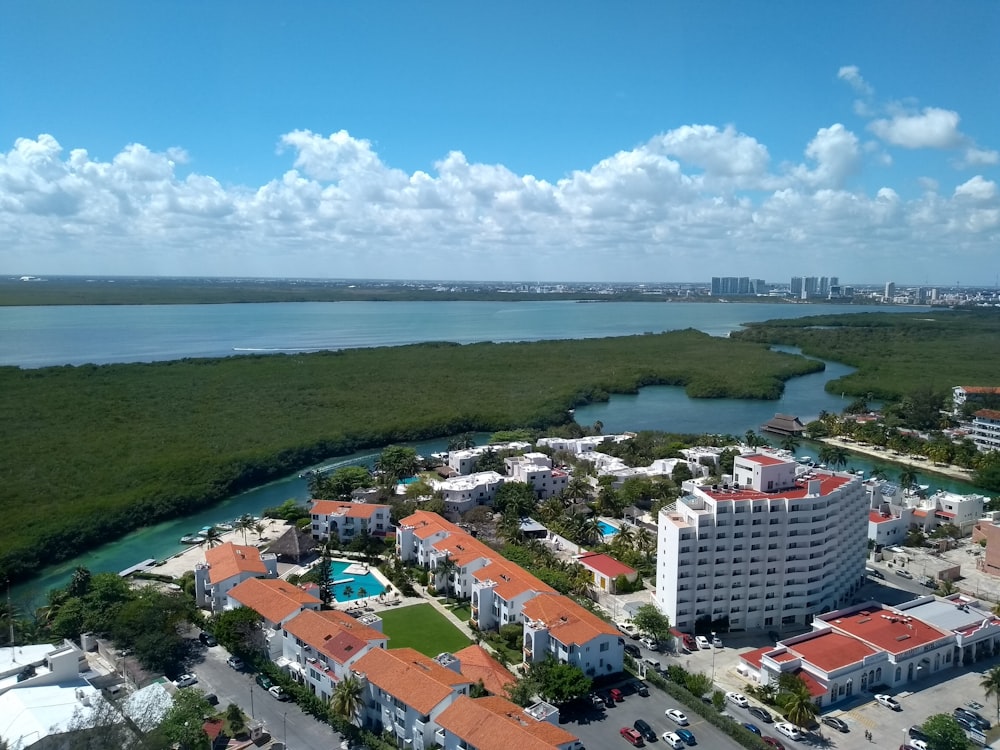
[790,277,803,297]
[830,276,839,288]
[804,277,819,298]
[751,279,768,295]
[711,277,722,295]
[737,277,750,295]
[884,281,896,301]
[820,277,829,296]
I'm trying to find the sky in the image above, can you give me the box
[1,2,998,284]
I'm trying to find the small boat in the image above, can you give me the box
[180,533,206,544]
[214,522,234,532]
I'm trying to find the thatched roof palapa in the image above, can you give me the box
[266,526,318,563]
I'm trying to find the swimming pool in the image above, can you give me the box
[598,520,620,537]
[329,560,386,603]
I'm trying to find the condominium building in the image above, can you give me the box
[971,409,1000,452]
[309,500,391,543]
[194,541,278,611]
[505,453,569,499]
[656,453,868,632]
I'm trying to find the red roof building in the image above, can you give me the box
[576,552,637,593]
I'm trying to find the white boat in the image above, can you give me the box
[180,533,206,544]
[214,522,234,532]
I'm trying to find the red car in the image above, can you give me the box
[763,737,785,750]
[621,727,646,747]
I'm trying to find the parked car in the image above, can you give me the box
[620,727,645,747]
[748,706,773,724]
[895,568,914,579]
[255,674,273,690]
[726,692,750,708]
[665,709,689,726]
[591,693,606,708]
[695,635,711,650]
[953,715,976,732]
[682,633,697,651]
[908,726,929,743]
[603,692,616,708]
[955,707,991,730]
[711,635,723,648]
[204,692,219,706]
[821,716,850,733]
[662,732,685,749]
[643,657,661,672]
[775,722,803,741]
[268,685,290,701]
[640,636,658,651]
[609,688,624,702]
[675,729,696,745]
[743,723,762,736]
[174,673,197,688]
[909,740,928,750]
[634,719,657,743]
[762,737,785,750]
[226,655,245,670]
[875,694,901,711]
[633,681,650,697]
[198,631,217,647]
[624,643,642,658]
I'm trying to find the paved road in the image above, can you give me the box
[187,641,344,750]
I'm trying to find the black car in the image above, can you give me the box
[603,692,616,708]
[955,707,991,730]
[634,681,650,697]
[624,643,642,658]
[748,706,773,724]
[821,716,849,733]
[198,631,217,647]
[908,726,929,743]
[953,715,976,732]
[634,719,657,743]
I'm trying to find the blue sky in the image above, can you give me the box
[1,1,997,283]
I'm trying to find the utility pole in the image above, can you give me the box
[6,578,14,650]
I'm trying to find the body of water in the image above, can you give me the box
[330,561,385,603]
[0,301,909,368]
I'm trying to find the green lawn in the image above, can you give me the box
[378,603,472,657]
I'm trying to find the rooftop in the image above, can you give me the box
[784,631,877,672]
[284,609,386,664]
[975,409,1000,421]
[699,472,853,503]
[827,605,949,655]
[228,578,321,624]
[522,592,619,646]
[452,645,516,697]
[742,453,788,467]
[311,500,386,519]
[576,551,636,579]
[436,695,578,750]
[354,647,471,715]
[204,541,268,584]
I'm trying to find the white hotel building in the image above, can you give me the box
[656,453,868,633]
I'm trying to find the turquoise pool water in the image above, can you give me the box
[598,520,620,537]
[330,560,386,602]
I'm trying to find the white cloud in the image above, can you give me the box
[838,65,873,96]
[960,147,1000,168]
[954,175,997,201]
[869,107,964,149]
[1,130,997,281]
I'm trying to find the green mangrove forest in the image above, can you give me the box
[1,330,820,582]
[731,309,1000,401]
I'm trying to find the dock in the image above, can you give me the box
[118,558,157,578]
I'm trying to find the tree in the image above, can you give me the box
[199,525,224,549]
[375,445,420,483]
[564,477,592,503]
[331,674,364,726]
[159,688,213,750]
[212,606,264,656]
[436,554,457,599]
[447,433,477,451]
[505,677,535,707]
[899,467,919,492]
[113,589,192,674]
[632,603,671,643]
[318,466,373,499]
[316,548,333,607]
[529,657,592,704]
[235,514,255,545]
[684,672,713,699]
[922,713,972,750]
[493,482,538,521]
[780,435,800,453]
[777,681,818,731]
[982,666,1000,725]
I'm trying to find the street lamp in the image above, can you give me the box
[248,678,255,719]
[711,631,717,684]
[283,712,287,749]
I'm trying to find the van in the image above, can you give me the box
[643,657,661,672]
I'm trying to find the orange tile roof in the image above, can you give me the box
[869,510,894,524]
[311,500,386,519]
[436,696,578,750]
[740,646,772,669]
[829,606,949,655]
[399,510,464,540]
[975,409,1000,421]
[522,592,619,646]
[205,542,268,584]
[432,535,495,567]
[794,668,827,698]
[742,453,787,466]
[284,609,386,665]
[453,645,516,696]
[354,647,471,715]
[474,559,554,600]
[228,578,320,624]
[963,387,1000,395]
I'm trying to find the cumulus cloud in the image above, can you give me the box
[869,107,964,149]
[1,129,997,281]
[838,65,873,96]
[960,147,1000,168]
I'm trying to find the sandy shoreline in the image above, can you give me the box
[816,436,981,486]
[153,518,292,579]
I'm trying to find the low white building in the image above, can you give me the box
[354,647,472,750]
[194,542,278,610]
[447,442,532,475]
[522,592,624,677]
[868,482,987,541]
[431,471,505,514]
[227,578,323,657]
[535,434,633,455]
[505,453,568,499]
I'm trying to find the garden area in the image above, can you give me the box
[377,603,472,657]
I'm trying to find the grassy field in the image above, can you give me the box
[377,603,472,656]
[0,330,822,582]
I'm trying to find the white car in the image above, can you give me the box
[875,693,901,711]
[726,691,750,708]
[662,732,686,749]
[910,741,928,750]
[712,635,723,648]
[775,722,804,741]
[665,708,689,726]
[695,635,711,649]
[174,673,197,688]
[640,636,658,651]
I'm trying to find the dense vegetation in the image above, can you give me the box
[732,309,1000,401]
[0,331,819,582]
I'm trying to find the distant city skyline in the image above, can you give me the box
[1,3,997,282]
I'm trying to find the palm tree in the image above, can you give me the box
[357,586,368,600]
[870,465,888,481]
[235,514,255,545]
[898,468,918,493]
[981,666,1000,724]
[779,686,819,731]
[936,579,957,596]
[330,674,364,726]
[565,477,592,504]
[780,435,800,454]
[253,520,267,540]
[200,526,224,549]
[744,430,762,448]
[342,585,354,601]
[634,528,656,562]
[611,525,636,555]
[436,554,457,599]
[828,445,849,471]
